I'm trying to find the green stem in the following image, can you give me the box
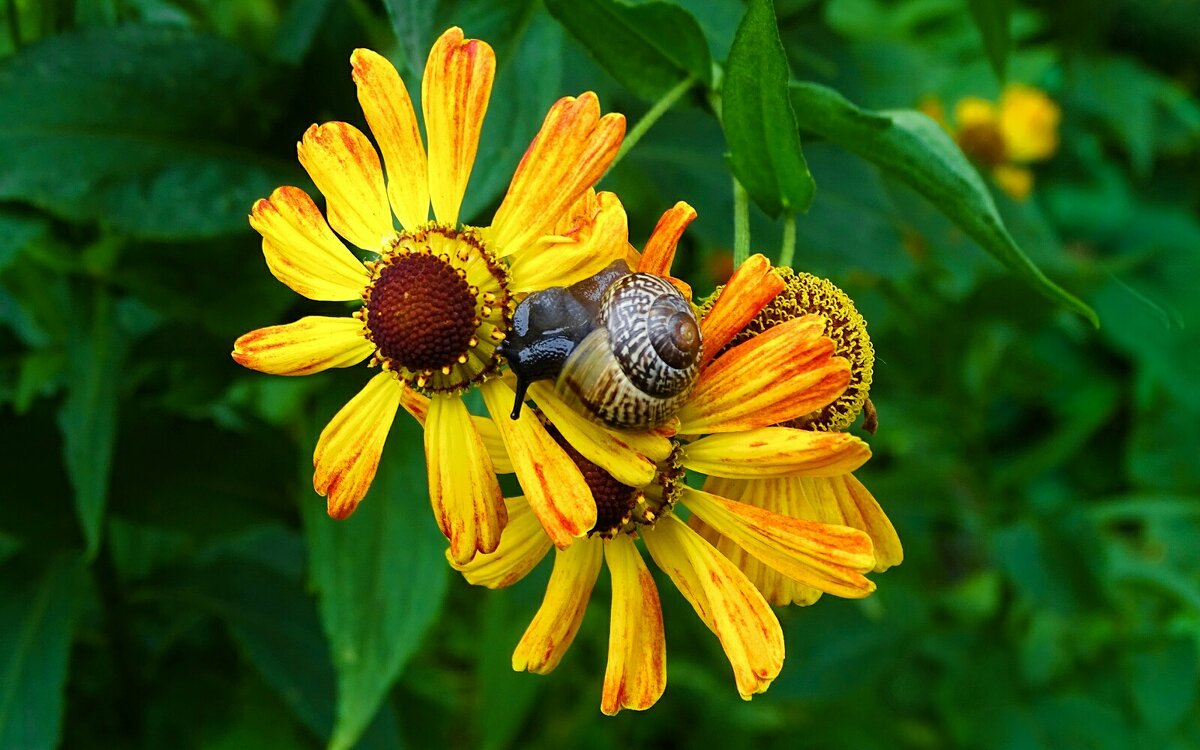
[779,213,797,267]
[733,178,750,265]
[609,76,697,171]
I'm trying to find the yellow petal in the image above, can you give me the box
[998,83,1060,162]
[481,379,596,547]
[636,201,696,277]
[682,486,876,598]
[427,394,506,564]
[698,254,784,369]
[692,477,822,606]
[683,427,870,478]
[249,187,370,301]
[642,515,783,699]
[351,48,429,230]
[512,536,602,674]
[422,27,495,226]
[489,93,625,257]
[392,386,513,473]
[601,535,666,715]
[530,382,661,488]
[506,190,630,293]
[954,96,997,128]
[992,164,1034,201]
[313,372,401,519]
[677,315,850,434]
[296,122,393,251]
[232,316,372,376]
[796,475,903,572]
[452,495,552,587]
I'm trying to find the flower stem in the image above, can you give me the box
[610,76,697,171]
[779,213,797,267]
[733,178,750,265]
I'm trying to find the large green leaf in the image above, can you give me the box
[722,0,814,217]
[301,405,449,750]
[789,82,1098,325]
[0,26,295,239]
[967,0,1011,83]
[544,0,711,100]
[57,286,125,559]
[0,554,83,750]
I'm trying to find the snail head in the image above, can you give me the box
[497,260,631,419]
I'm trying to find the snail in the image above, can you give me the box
[498,260,702,430]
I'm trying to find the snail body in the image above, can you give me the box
[499,261,702,430]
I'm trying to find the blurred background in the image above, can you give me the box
[1,0,1198,748]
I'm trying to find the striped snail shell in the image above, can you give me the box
[498,261,702,430]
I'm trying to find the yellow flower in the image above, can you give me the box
[691,268,902,606]
[930,83,1061,200]
[231,27,629,564]
[451,206,883,713]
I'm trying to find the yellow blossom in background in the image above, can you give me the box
[921,83,1061,200]
[451,204,895,713]
[231,27,630,564]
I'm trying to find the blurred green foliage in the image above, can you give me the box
[1,0,1198,748]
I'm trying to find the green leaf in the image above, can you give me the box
[0,26,295,239]
[382,0,436,78]
[789,82,1098,325]
[57,286,125,559]
[0,554,84,750]
[722,0,814,217]
[544,0,711,100]
[967,0,1011,83]
[1129,638,1198,731]
[460,9,564,222]
[301,406,449,750]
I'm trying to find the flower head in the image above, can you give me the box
[452,204,888,712]
[920,83,1061,200]
[232,28,629,563]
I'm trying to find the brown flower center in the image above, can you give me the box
[366,253,476,372]
[359,223,511,393]
[957,122,1007,168]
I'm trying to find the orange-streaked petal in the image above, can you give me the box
[602,535,666,715]
[250,187,369,301]
[677,315,850,434]
[489,93,626,257]
[683,427,870,478]
[507,190,630,293]
[531,382,662,488]
[452,495,552,588]
[642,515,783,700]
[512,536,603,674]
[798,475,903,572]
[232,316,372,376]
[481,379,596,547]
[426,394,506,564]
[394,386,513,474]
[422,27,495,226]
[351,48,429,230]
[637,201,696,277]
[313,372,401,519]
[296,122,393,251]
[692,476,822,606]
[699,254,784,369]
[682,486,875,598]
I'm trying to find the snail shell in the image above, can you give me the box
[498,261,703,429]
[557,273,701,429]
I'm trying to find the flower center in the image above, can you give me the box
[957,122,1007,168]
[549,424,685,538]
[361,223,511,393]
[366,253,476,372]
[701,267,874,432]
